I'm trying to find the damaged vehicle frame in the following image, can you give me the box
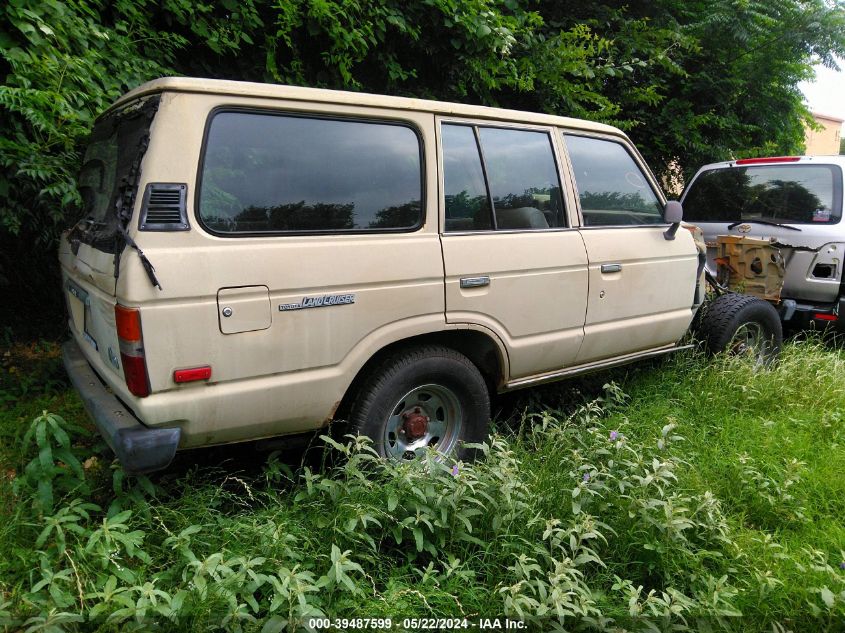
[60,78,782,475]
[681,156,845,329]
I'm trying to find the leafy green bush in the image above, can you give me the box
[14,411,89,513]
[1,1,170,242]
[0,0,263,247]
[3,1,845,339]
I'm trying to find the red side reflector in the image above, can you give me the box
[115,305,142,341]
[735,156,801,165]
[121,353,150,397]
[814,313,838,322]
[173,366,212,383]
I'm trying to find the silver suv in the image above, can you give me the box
[60,77,781,474]
[681,156,845,328]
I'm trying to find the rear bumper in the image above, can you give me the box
[63,340,180,474]
[779,298,844,330]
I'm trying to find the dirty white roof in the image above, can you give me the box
[108,76,623,136]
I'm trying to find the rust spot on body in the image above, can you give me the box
[323,400,342,426]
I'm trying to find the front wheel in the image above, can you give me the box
[697,293,783,366]
[349,345,490,461]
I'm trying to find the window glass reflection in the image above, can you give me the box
[565,135,663,226]
[199,112,422,233]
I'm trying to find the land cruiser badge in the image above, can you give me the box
[279,293,356,311]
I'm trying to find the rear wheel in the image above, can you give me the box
[349,345,490,461]
[697,293,782,365]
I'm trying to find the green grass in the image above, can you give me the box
[2,339,845,631]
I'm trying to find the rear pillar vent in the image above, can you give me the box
[139,183,189,231]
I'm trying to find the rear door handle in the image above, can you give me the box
[600,263,622,274]
[460,276,490,288]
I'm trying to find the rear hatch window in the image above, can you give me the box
[683,164,843,225]
[69,95,160,254]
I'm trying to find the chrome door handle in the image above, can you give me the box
[460,276,490,288]
[600,263,622,274]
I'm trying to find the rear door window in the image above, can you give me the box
[198,112,423,234]
[564,134,664,226]
[683,164,843,225]
[442,123,565,231]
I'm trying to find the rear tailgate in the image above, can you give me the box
[59,241,124,383]
[59,94,160,393]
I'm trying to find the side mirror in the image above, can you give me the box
[663,200,683,240]
[664,200,683,224]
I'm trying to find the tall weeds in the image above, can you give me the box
[3,341,845,631]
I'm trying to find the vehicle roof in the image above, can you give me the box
[107,76,623,137]
[694,155,845,174]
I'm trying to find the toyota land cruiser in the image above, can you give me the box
[60,78,781,474]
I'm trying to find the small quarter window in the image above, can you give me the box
[565,135,663,226]
[198,112,423,234]
[442,125,492,231]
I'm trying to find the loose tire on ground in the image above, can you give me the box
[696,292,783,365]
[348,345,490,461]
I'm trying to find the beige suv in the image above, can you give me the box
[60,78,780,473]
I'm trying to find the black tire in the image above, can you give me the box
[349,345,490,461]
[697,293,783,365]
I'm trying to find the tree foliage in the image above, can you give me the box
[1,0,844,333]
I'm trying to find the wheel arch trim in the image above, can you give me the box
[332,323,509,423]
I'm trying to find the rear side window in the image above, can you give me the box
[683,164,843,225]
[198,111,423,234]
[442,123,565,231]
[564,134,664,226]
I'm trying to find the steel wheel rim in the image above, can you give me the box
[729,321,770,365]
[383,383,463,460]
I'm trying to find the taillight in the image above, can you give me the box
[115,304,150,397]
